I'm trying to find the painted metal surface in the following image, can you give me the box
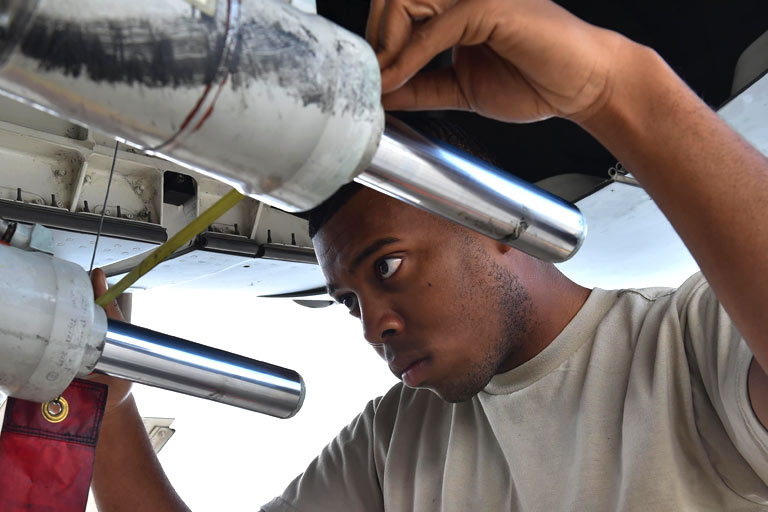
[720,71,768,156]
[0,91,324,294]
[555,181,699,290]
[105,247,326,295]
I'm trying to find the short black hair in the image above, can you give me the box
[307,181,365,238]
[307,114,501,238]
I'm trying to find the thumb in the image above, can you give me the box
[382,67,471,111]
[91,268,108,296]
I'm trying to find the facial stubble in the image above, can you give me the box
[436,244,535,403]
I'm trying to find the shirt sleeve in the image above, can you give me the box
[261,397,386,512]
[680,273,768,499]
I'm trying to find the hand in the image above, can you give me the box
[89,268,133,414]
[367,0,630,123]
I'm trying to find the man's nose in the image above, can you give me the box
[360,298,403,346]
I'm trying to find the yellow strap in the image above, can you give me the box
[96,189,245,307]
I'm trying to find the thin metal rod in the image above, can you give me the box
[88,141,119,276]
[357,116,587,263]
[96,320,305,419]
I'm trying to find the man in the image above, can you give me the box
[90,0,768,510]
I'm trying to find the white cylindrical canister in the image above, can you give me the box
[0,245,106,402]
[0,0,384,212]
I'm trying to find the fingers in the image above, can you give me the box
[382,67,470,111]
[91,268,124,321]
[379,0,490,93]
[376,1,415,69]
[366,0,387,50]
[376,1,446,69]
[91,267,108,297]
[369,0,457,72]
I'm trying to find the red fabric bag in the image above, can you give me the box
[0,379,108,512]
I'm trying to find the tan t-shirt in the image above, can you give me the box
[263,273,768,511]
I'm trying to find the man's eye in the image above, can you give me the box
[375,257,402,280]
[340,294,357,311]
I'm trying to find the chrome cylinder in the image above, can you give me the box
[97,319,305,418]
[357,117,587,263]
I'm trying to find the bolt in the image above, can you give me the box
[134,184,145,195]
[84,175,93,184]
[53,169,67,177]
[127,213,134,219]
[105,208,111,215]
[56,201,63,208]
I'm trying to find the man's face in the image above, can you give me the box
[314,188,535,402]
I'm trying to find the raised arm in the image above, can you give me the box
[89,270,190,512]
[575,39,768,426]
[367,0,768,420]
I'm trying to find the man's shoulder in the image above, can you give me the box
[599,271,708,324]
[613,272,705,303]
[581,272,711,358]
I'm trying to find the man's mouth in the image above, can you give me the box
[399,357,431,388]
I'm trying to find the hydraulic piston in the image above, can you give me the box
[0,241,304,419]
